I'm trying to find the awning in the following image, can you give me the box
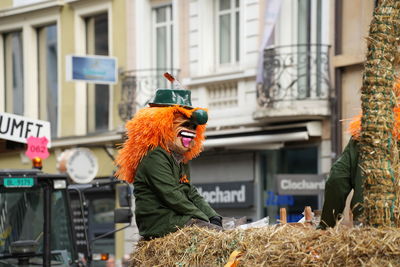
[204,121,321,150]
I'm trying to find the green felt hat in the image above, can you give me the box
[149,89,208,125]
[149,89,192,108]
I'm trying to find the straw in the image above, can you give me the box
[129,225,400,266]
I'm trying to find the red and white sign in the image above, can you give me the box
[25,136,50,159]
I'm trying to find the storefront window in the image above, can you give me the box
[263,146,320,223]
[278,146,318,173]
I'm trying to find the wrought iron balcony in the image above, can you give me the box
[118,69,180,121]
[257,44,331,109]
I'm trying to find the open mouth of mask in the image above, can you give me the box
[179,130,196,148]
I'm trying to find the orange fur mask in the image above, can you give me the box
[114,106,207,183]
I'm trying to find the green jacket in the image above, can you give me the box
[133,147,218,238]
[320,138,363,228]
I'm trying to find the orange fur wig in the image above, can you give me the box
[114,106,206,183]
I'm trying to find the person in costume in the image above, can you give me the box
[319,81,400,229]
[115,85,222,239]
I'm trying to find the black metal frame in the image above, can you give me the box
[0,171,81,266]
[43,181,51,267]
[68,178,132,266]
[258,44,332,107]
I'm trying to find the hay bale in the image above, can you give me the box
[129,225,400,266]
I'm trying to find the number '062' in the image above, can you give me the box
[30,145,45,153]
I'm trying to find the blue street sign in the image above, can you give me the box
[67,55,118,84]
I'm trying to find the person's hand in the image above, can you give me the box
[209,216,222,227]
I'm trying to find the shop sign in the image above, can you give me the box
[194,181,254,208]
[66,55,118,84]
[276,174,326,195]
[265,191,294,206]
[0,112,51,147]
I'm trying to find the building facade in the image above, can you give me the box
[0,0,354,264]
[332,0,376,150]
[0,0,129,265]
[127,0,333,226]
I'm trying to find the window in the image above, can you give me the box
[269,0,328,101]
[153,5,173,88]
[262,146,319,223]
[87,194,115,256]
[4,31,24,115]
[297,0,312,98]
[85,13,110,133]
[278,146,318,174]
[217,0,240,65]
[296,0,323,98]
[51,190,77,262]
[37,24,58,137]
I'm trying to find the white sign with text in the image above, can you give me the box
[0,112,51,147]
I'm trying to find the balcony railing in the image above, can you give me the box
[118,69,180,121]
[258,44,331,108]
